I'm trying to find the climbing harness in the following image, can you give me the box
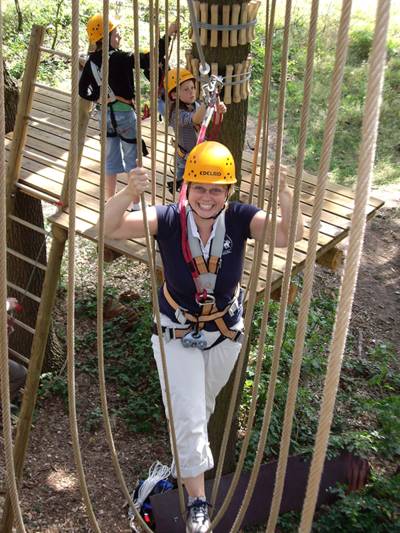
[156,205,243,349]
[90,52,149,155]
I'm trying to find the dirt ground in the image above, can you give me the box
[1,168,399,532]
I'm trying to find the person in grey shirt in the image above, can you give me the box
[166,68,226,193]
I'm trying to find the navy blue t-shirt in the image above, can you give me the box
[155,202,260,331]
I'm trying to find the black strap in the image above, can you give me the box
[152,324,243,350]
[107,105,149,156]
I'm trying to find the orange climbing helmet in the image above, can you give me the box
[165,68,196,96]
[184,142,236,185]
[86,14,118,44]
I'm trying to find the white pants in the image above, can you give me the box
[151,332,242,479]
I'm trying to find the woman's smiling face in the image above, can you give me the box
[187,183,228,218]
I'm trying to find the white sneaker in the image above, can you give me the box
[186,499,212,533]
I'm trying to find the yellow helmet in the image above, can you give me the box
[165,67,196,96]
[86,14,118,44]
[184,142,236,185]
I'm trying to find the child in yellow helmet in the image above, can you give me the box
[79,14,177,210]
[103,141,304,533]
[165,68,227,194]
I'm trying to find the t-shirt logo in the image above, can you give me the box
[222,235,233,255]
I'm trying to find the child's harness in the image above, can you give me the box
[156,206,243,349]
[90,51,149,156]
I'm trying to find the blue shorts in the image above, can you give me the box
[98,108,138,175]
[176,155,186,181]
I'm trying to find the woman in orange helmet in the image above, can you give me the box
[104,141,303,532]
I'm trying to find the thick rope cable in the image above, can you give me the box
[150,0,157,205]
[66,1,101,530]
[132,0,186,516]
[162,0,169,205]
[266,1,353,530]
[221,0,318,528]
[300,1,391,530]
[210,1,293,529]
[88,7,153,531]
[256,0,277,210]
[248,0,272,205]
[0,3,27,530]
[172,21,182,201]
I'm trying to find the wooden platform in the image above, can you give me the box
[6,85,384,297]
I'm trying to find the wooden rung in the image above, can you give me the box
[26,114,71,134]
[14,182,60,205]
[8,347,29,366]
[7,248,47,271]
[8,214,47,235]
[12,317,36,335]
[34,82,71,97]
[7,281,41,304]
[40,46,71,59]
[22,148,66,171]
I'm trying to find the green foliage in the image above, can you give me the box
[75,291,164,434]
[277,473,400,532]
[240,277,400,470]
[38,372,68,404]
[249,13,400,187]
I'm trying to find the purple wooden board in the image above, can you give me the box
[151,453,358,532]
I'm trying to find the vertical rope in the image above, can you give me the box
[132,0,186,516]
[249,0,269,204]
[256,0,277,209]
[150,0,157,205]
[211,1,293,530]
[90,9,155,531]
[162,0,169,204]
[300,1,391,530]
[66,1,101,530]
[0,1,27,529]
[266,1,353,530]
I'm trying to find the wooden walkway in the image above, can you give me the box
[6,85,384,296]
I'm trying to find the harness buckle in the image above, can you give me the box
[174,308,187,325]
[196,291,216,307]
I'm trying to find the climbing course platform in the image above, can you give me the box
[5,85,384,297]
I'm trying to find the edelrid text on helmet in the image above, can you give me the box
[183,142,236,185]
[87,14,118,44]
[165,68,196,96]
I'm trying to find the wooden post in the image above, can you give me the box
[200,3,208,46]
[239,2,248,45]
[224,64,234,105]
[210,4,218,47]
[230,4,241,47]
[59,97,93,207]
[6,25,45,224]
[233,62,243,103]
[192,2,201,43]
[1,227,67,532]
[222,5,230,48]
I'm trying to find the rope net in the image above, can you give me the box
[0,0,392,531]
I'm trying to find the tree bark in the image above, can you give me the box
[191,0,250,186]
[190,0,253,475]
[4,63,63,371]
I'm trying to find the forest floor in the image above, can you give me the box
[1,132,399,532]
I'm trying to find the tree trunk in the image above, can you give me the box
[190,0,253,475]
[191,0,250,186]
[4,63,63,371]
